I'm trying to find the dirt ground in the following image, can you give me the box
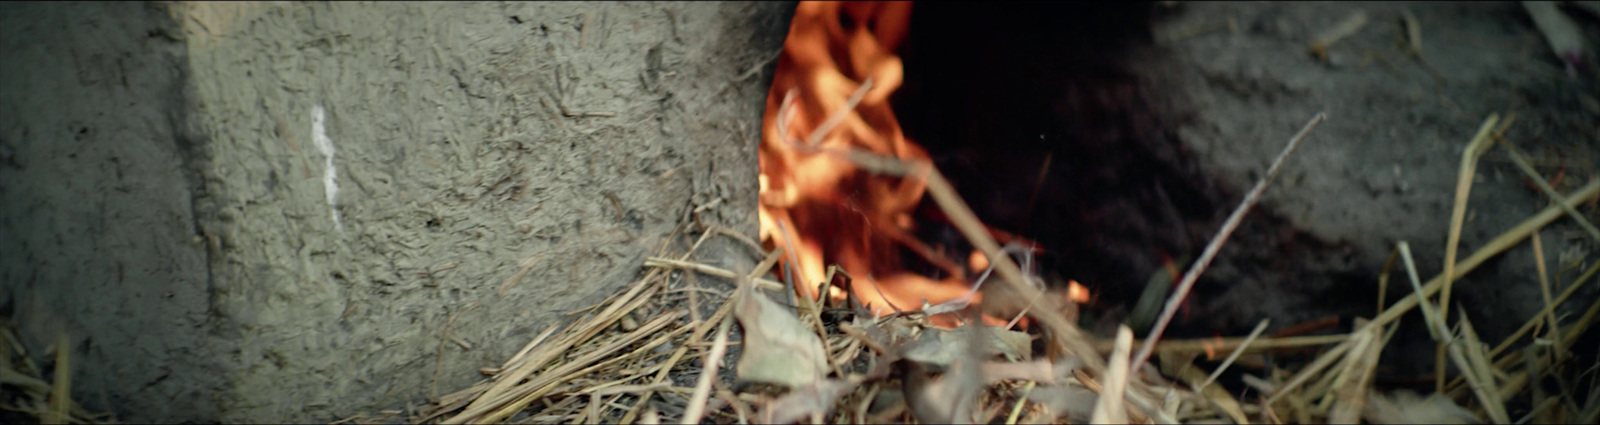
[889,0,1597,384]
[1152,1,1598,375]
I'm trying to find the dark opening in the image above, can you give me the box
[892,2,1225,322]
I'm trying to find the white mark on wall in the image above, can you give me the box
[312,103,343,233]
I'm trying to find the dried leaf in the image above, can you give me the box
[734,288,828,387]
[761,378,860,424]
[1023,385,1098,423]
[1363,390,1480,424]
[981,360,1056,385]
[853,315,918,352]
[904,359,982,424]
[1160,353,1249,425]
[901,325,1031,369]
[867,388,906,417]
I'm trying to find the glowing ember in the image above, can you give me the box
[1066,280,1091,304]
[758,1,1085,325]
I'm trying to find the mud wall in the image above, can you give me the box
[0,2,790,422]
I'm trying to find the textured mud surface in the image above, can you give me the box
[1,2,788,422]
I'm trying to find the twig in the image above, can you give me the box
[1491,295,1600,402]
[474,314,686,424]
[1198,319,1271,392]
[1401,10,1423,57]
[775,82,1106,373]
[1090,326,1134,424]
[682,316,733,425]
[1377,247,1398,313]
[1130,112,1327,373]
[1497,139,1600,242]
[1531,231,1566,363]
[500,324,560,374]
[1441,261,1600,395]
[1459,314,1510,423]
[926,244,1033,316]
[619,251,780,425]
[45,333,68,425]
[716,386,754,424]
[1006,381,1036,425]
[1516,396,1563,425]
[1490,261,1600,358]
[1315,321,1376,412]
[922,159,1106,372]
[1100,333,1347,358]
[803,79,874,148]
[1399,10,1447,83]
[1437,114,1502,391]
[1309,11,1369,62]
[1326,318,1387,424]
[643,257,786,291]
[444,275,666,424]
[1399,242,1442,340]
[1273,179,1600,403]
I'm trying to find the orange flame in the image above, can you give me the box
[758,2,1084,326]
[759,1,970,316]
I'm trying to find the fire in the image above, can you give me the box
[758,1,1086,325]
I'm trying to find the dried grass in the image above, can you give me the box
[0,327,115,424]
[374,108,1600,425]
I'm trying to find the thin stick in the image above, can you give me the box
[923,167,1107,372]
[643,257,786,290]
[1309,11,1369,62]
[1130,112,1326,373]
[1491,261,1600,358]
[1516,396,1563,425]
[620,250,784,424]
[45,333,69,425]
[1458,314,1510,423]
[500,324,561,372]
[1097,333,1347,356]
[775,83,1107,373]
[469,313,685,424]
[1378,247,1399,312]
[804,79,873,149]
[1531,231,1565,362]
[1449,322,1511,424]
[1441,261,1600,396]
[455,270,661,421]
[1438,114,1501,391]
[1497,140,1600,242]
[1493,295,1600,403]
[1399,242,1442,341]
[1091,326,1134,424]
[1327,319,1385,424]
[1006,381,1036,425]
[1272,179,1600,402]
[1199,319,1271,392]
[682,316,733,425]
